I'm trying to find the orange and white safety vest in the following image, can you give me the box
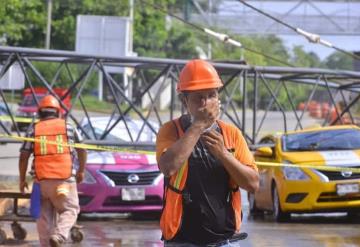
[160,118,242,241]
[34,118,72,180]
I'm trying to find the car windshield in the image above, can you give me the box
[80,117,158,143]
[282,128,360,151]
[0,104,7,114]
[21,95,44,107]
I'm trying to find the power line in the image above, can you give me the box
[137,0,295,67]
[236,0,360,61]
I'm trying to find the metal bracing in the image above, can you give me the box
[190,0,360,35]
[1,46,360,146]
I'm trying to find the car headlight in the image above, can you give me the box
[16,111,27,117]
[282,161,309,180]
[96,170,115,187]
[81,170,97,184]
[17,111,37,117]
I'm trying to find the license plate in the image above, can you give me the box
[121,188,145,201]
[336,183,359,196]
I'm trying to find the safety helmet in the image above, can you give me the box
[177,59,223,92]
[38,95,60,111]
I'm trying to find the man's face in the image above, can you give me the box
[184,88,220,118]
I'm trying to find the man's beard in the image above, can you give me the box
[189,115,217,133]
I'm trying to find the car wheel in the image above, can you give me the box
[248,192,263,216]
[272,185,290,222]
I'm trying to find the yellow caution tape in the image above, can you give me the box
[0,115,38,123]
[1,133,360,173]
[0,134,155,155]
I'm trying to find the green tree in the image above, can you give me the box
[133,0,170,57]
[51,0,129,50]
[164,22,198,59]
[324,51,353,70]
[0,0,46,47]
[291,45,322,68]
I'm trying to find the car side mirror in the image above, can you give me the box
[255,147,273,157]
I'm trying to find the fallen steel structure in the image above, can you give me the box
[0,46,360,146]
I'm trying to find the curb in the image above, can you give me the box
[0,175,18,183]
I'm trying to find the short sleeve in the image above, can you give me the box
[20,124,34,152]
[156,121,178,163]
[233,127,258,171]
[73,126,83,143]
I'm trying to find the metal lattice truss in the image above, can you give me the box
[191,0,360,35]
[0,46,360,146]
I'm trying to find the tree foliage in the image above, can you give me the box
[324,51,353,70]
[291,46,322,68]
[0,0,344,68]
[1,0,354,111]
[1,0,46,47]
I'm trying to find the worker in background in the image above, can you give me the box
[18,95,87,247]
[156,59,259,246]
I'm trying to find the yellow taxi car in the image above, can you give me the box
[249,125,360,221]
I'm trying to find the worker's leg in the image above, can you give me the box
[51,181,80,241]
[37,182,55,247]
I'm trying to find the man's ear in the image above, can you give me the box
[179,93,187,107]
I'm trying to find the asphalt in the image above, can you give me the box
[0,143,23,181]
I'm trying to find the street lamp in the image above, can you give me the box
[45,0,52,49]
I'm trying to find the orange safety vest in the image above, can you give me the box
[34,118,72,180]
[160,118,242,241]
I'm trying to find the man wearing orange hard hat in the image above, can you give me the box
[156,59,259,246]
[18,95,87,246]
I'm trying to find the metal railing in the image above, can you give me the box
[0,46,360,145]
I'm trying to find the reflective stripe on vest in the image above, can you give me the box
[173,161,187,190]
[40,136,47,155]
[38,135,65,155]
[56,134,64,153]
[160,118,242,241]
[34,118,72,180]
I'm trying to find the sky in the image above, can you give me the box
[216,0,360,60]
[280,35,360,60]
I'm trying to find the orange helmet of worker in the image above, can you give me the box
[38,95,60,111]
[177,59,223,92]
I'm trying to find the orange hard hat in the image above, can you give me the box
[177,59,223,92]
[38,95,60,111]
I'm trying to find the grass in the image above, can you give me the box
[2,92,22,104]
[73,95,116,113]
[3,92,122,114]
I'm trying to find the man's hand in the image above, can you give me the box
[19,181,28,194]
[76,171,84,184]
[201,129,228,159]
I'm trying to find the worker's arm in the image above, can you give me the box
[158,112,218,177]
[18,151,31,194]
[75,148,87,184]
[159,96,220,177]
[201,130,259,193]
[72,125,87,184]
[158,122,205,177]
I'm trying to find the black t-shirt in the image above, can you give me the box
[173,115,236,245]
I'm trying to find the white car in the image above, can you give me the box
[0,103,12,135]
[79,116,159,143]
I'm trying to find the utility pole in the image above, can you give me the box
[45,0,53,49]
[129,0,134,53]
[207,0,212,59]
[184,0,191,21]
